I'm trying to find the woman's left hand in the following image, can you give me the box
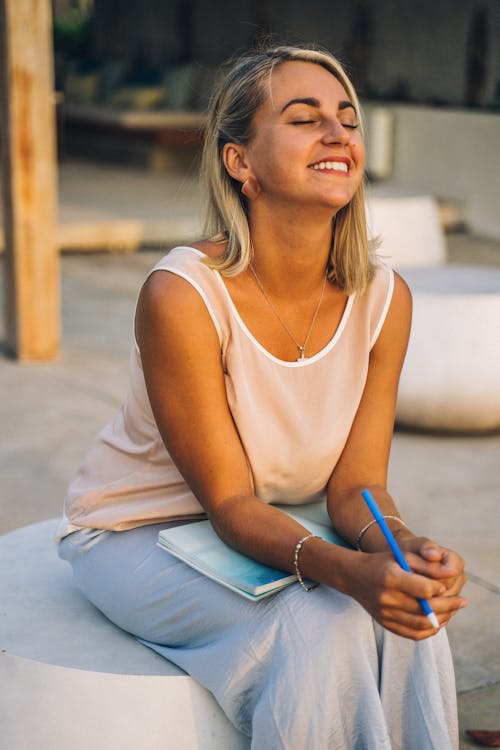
[398,535,467,601]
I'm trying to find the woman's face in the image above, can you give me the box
[242,60,365,215]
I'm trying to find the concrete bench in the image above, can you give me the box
[396,265,500,432]
[0,519,250,750]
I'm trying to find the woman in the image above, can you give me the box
[58,45,467,748]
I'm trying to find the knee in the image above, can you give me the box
[249,590,378,748]
[274,585,377,668]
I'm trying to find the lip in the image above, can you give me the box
[308,155,353,174]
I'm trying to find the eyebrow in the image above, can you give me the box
[280,97,357,115]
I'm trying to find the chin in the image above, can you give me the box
[322,194,356,212]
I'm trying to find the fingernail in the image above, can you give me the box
[459,600,468,609]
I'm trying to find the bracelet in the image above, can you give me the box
[355,515,407,551]
[293,534,321,592]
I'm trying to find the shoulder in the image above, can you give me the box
[136,272,222,365]
[141,240,228,296]
[370,270,412,361]
[389,270,412,319]
[136,244,225,351]
[368,261,412,323]
[148,239,227,276]
[189,239,228,258]
[140,239,227,310]
[370,261,407,298]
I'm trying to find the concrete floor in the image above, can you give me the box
[1,159,499,748]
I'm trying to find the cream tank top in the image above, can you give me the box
[57,246,394,541]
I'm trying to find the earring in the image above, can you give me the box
[241,177,260,201]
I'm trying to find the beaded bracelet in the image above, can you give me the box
[355,515,407,551]
[293,534,321,592]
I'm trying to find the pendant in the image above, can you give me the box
[297,347,305,361]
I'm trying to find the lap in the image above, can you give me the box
[58,521,373,645]
[59,522,458,748]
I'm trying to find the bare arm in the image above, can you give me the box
[326,271,413,546]
[325,273,467,637]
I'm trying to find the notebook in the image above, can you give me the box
[157,504,351,601]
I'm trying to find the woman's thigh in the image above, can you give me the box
[58,522,368,646]
[58,524,457,747]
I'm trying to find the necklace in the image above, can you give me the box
[249,265,328,361]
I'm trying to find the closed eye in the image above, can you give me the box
[291,119,358,129]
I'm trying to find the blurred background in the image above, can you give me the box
[50,0,499,235]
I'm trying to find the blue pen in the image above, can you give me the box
[361,489,439,629]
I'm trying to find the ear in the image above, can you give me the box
[222,142,252,183]
[222,143,261,200]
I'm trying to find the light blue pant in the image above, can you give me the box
[59,523,458,749]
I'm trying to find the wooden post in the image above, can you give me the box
[0,0,60,360]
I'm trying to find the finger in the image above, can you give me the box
[380,587,452,614]
[382,594,466,623]
[424,594,468,616]
[402,539,465,578]
[439,572,468,597]
[439,547,465,570]
[432,548,466,578]
[405,548,465,581]
[387,566,447,600]
[381,619,440,641]
[401,536,443,561]
[383,596,467,631]
[380,589,429,613]
[383,609,447,632]
[406,554,457,580]
[420,542,464,568]
[419,543,444,562]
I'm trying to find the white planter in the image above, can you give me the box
[397,266,500,432]
[366,191,446,268]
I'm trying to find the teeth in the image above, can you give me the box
[311,161,348,172]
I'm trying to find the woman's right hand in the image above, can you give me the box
[347,550,467,641]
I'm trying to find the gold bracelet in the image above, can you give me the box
[355,515,407,551]
[293,534,321,592]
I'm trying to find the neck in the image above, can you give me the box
[248,203,335,298]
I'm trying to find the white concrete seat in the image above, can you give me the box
[396,265,500,432]
[366,189,446,268]
[0,519,250,750]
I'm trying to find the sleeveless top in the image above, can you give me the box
[56,246,394,542]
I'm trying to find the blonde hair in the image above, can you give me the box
[201,44,376,294]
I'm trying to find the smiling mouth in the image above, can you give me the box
[309,161,349,173]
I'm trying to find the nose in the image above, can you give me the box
[321,118,351,146]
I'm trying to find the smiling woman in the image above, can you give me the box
[57,45,466,750]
